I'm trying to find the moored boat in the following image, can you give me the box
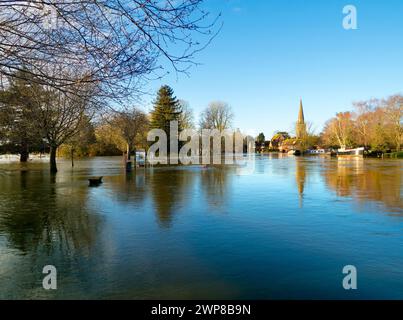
[337,147,365,158]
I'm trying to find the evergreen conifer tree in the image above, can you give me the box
[150,86,183,160]
[150,85,183,132]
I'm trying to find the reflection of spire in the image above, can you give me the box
[295,159,306,208]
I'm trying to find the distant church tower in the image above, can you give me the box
[296,99,307,139]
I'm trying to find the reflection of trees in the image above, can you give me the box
[0,170,100,256]
[106,171,148,204]
[323,159,403,213]
[200,166,232,211]
[148,168,195,228]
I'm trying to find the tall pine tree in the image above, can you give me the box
[150,85,183,132]
[150,86,183,159]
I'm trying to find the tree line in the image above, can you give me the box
[321,95,402,152]
[257,94,402,154]
[0,81,235,171]
[0,0,218,172]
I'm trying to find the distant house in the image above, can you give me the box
[255,141,270,153]
[279,138,298,153]
[270,132,291,151]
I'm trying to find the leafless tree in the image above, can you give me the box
[178,100,195,129]
[199,101,234,131]
[0,1,220,100]
[353,99,379,148]
[37,86,95,173]
[322,112,356,149]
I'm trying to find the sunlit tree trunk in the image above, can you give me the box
[126,143,131,161]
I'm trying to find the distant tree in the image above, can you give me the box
[38,85,96,173]
[257,133,266,144]
[369,108,391,151]
[353,99,378,148]
[150,86,183,160]
[321,95,402,152]
[322,112,356,149]
[0,71,43,161]
[60,116,97,166]
[298,122,318,151]
[270,132,290,150]
[199,101,234,131]
[150,86,182,130]
[104,107,149,166]
[178,100,195,129]
[91,124,123,157]
[383,95,403,151]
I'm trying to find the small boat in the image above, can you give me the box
[88,177,103,186]
[337,147,365,158]
[306,149,326,155]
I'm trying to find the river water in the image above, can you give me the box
[0,155,402,299]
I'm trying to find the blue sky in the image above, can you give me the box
[143,0,403,137]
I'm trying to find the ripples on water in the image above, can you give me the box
[0,155,402,299]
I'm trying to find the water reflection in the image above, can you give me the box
[107,171,148,204]
[200,166,232,212]
[322,159,402,214]
[295,158,307,208]
[0,169,100,255]
[148,168,196,227]
[0,157,402,299]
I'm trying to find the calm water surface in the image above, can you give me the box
[0,155,402,299]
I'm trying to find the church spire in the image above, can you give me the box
[296,99,307,140]
[298,98,305,124]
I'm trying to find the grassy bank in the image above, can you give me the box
[385,151,403,159]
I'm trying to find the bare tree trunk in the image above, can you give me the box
[125,144,133,173]
[126,143,131,160]
[50,146,58,173]
[133,147,137,168]
[20,142,29,163]
[71,147,75,167]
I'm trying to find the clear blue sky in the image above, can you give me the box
[144,0,403,138]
